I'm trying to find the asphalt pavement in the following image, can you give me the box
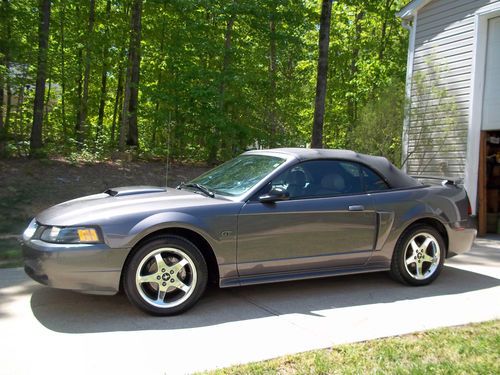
[0,237,499,375]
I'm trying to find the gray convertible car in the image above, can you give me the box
[22,148,476,315]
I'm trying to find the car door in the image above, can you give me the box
[237,160,378,276]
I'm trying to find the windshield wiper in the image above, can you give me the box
[177,182,215,198]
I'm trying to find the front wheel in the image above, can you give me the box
[123,236,208,316]
[390,225,445,286]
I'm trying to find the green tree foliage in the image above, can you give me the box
[0,0,409,162]
[349,81,404,166]
[321,0,409,150]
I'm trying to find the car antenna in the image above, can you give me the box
[165,112,171,188]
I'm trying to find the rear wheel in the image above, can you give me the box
[123,236,208,315]
[390,224,445,286]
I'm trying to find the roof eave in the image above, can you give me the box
[396,0,435,20]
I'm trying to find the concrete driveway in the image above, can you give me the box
[1,238,499,375]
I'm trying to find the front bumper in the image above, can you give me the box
[22,239,127,295]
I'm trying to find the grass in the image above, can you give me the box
[204,320,500,374]
[0,238,23,268]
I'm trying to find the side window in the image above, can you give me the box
[361,166,389,191]
[267,160,364,199]
[265,165,309,199]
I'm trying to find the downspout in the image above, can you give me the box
[401,19,412,31]
[401,16,417,172]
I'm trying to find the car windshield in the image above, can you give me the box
[189,154,286,196]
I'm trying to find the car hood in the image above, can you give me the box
[36,186,226,226]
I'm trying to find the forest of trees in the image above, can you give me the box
[0,0,408,164]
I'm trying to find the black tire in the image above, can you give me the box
[123,235,208,316]
[390,224,445,286]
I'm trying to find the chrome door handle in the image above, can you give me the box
[348,205,364,211]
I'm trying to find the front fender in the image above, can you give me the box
[119,205,241,281]
[127,212,217,249]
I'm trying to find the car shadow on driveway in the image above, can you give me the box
[30,265,500,334]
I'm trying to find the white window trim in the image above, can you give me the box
[401,14,417,173]
[465,3,500,216]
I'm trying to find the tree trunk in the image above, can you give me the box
[0,0,9,138]
[4,25,12,137]
[76,0,95,144]
[119,0,142,151]
[75,46,83,136]
[30,0,51,153]
[111,61,124,144]
[0,2,4,134]
[59,0,67,141]
[5,79,12,135]
[113,6,130,146]
[96,0,112,142]
[119,64,131,150]
[0,65,4,140]
[347,10,364,129]
[151,0,168,150]
[0,0,12,155]
[15,81,27,154]
[0,74,3,132]
[311,0,333,149]
[209,10,236,163]
[378,0,394,61]
[74,3,83,138]
[268,6,277,147]
[0,71,4,155]
[44,73,52,130]
[219,16,235,109]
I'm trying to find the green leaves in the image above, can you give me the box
[0,0,409,162]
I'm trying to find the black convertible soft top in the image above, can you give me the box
[247,148,420,189]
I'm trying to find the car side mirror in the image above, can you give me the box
[259,186,290,203]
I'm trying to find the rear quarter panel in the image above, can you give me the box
[368,185,473,266]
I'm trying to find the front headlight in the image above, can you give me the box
[23,219,38,241]
[40,226,102,244]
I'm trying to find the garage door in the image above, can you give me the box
[482,16,500,130]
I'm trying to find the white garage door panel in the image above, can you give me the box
[482,16,500,131]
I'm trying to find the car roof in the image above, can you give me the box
[244,148,419,189]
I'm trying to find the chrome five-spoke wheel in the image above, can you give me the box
[136,248,197,308]
[390,224,445,286]
[124,236,208,316]
[403,233,440,280]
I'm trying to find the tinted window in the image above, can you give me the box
[266,160,364,199]
[361,166,389,191]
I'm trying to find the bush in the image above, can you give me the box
[348,81,405,166]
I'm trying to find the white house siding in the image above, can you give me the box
[406,0,500,176]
